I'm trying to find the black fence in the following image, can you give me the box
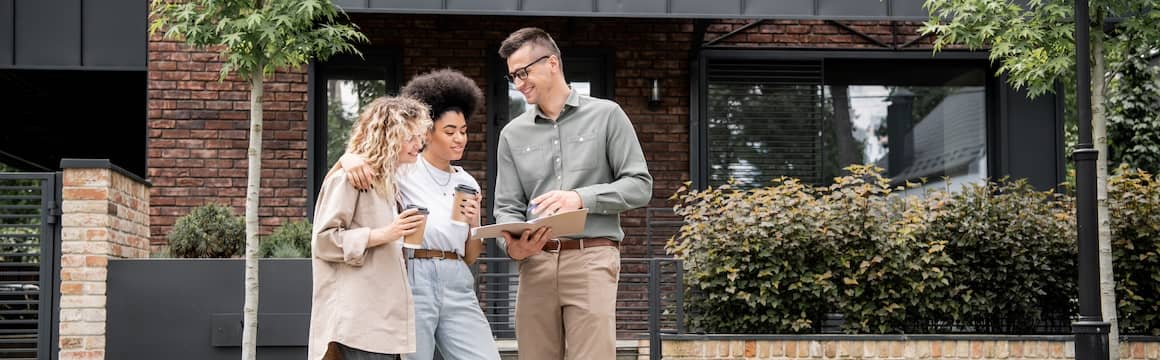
[0,173,59,360]
[106,257,684,359]
[470,257,684,341]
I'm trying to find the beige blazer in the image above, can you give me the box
[308,170,415,359]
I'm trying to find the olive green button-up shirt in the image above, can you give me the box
[493,89,653,249]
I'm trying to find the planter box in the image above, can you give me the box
[107,259,311,360]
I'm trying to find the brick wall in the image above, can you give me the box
[58,163,151,360]
[147,38,309,244]
[147,15,930,250]
[657,337,1160,360]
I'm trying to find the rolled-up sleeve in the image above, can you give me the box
[312,172,372,266]
[574,106,653,214]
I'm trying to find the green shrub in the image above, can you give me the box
[669,176,832,333]
[260,220,311,258]
[1109,166,1160,335]
[669,165,1077,334]
[820,167,957,334]
[167,204,244,258]
[922,179,1076,334]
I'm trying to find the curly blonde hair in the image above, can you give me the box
[345,96,433,199]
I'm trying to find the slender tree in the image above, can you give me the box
[149,1,365,358]
[922,1,1159,356]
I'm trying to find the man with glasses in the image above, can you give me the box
[493,27,653,359]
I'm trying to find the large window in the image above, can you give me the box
[701,56,989,191]
[309,51,401,213]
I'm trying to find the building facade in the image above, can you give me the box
[1,1,1065,254]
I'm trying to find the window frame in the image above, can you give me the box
[307,49,403,218]
[691,50,1001,190]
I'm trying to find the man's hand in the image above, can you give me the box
[338,153,376,191]
[530,190,583,216]
[503,227,551,261]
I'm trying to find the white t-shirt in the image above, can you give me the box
[397,155,481,256]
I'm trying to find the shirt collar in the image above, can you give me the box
[534,88,581,123]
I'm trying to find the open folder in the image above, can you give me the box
[470,209,589,240]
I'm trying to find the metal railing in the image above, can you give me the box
[0,173,59,360]
[470,256,684,359]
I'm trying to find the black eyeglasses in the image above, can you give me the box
[505,55,551,83]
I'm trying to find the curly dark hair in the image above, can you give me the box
[401,69,484,121]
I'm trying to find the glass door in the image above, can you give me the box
[308,51,401,215]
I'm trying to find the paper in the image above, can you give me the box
[470,209,589,240]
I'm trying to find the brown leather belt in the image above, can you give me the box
[408,249,460,260]
[542,238,619,252]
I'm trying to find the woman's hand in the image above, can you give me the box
[460,193,483,228]
[338,153,376,191]
[369,208,424,247]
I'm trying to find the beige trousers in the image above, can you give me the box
[515,246,621,360]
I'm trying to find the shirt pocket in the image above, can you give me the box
[564,130,603,172]
[513,141,552,185]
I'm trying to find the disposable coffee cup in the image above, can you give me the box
[402,205,429,249]
[451,184,478,225]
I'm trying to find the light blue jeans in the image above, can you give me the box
[404,258,501,360]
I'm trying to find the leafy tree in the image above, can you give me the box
[149,0,365,358]
[921,0,1160,354]
[325,79,387,168]
[1107,42,1160,172]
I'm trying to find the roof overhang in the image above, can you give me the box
[336,0,931,21]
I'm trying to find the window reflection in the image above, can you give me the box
[705,60,988,191]
[825,84,986,192]
[507,81,591,119]
[325,79,387,168]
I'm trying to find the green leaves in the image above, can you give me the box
[1109,166,1160,335]
[150,0,368,80]
[669,166,1079,334]
[922,0,1075,98]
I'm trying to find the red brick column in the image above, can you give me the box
[57,160,151,360]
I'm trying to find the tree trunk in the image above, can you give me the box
[242,70,264,360]
[1091,14,1119,360]
[830,85,859,173]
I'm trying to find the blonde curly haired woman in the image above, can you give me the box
[309,96,433,360]
[338,69,500,360]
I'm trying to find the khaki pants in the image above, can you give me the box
[515,246,621,360]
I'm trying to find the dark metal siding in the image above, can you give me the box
[341,0,931,20]
[106,260,311,360]
[1000,83,1067,191]
[0,0,13,66]
[448,0,520,11]
[15,0,81,67]
[82,0,146,68]
[2,0,144,70]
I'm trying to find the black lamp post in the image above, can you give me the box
[1072,0,1112,358]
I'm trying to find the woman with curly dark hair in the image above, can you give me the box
[336,69,500,360]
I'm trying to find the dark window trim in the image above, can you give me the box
[692,49,993,189]
[560,48,617,100]
[306,49,403,219]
